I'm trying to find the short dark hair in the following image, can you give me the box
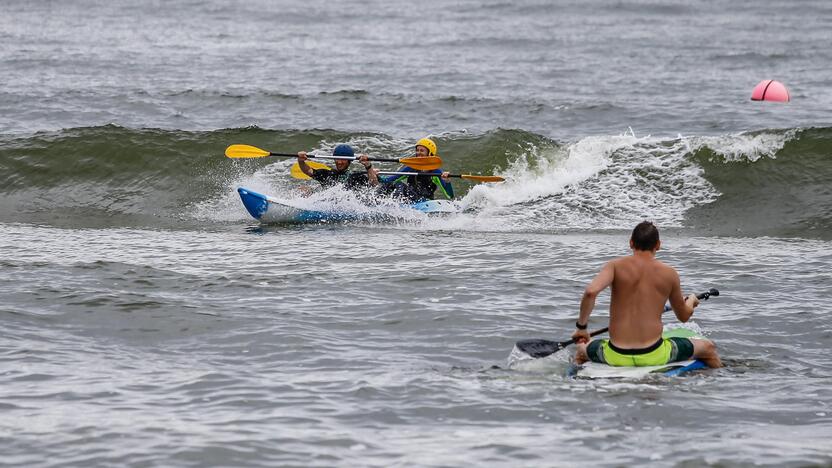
[631,221,659,251]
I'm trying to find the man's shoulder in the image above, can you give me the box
[649,259,680,285]
[609,256,634,267]
[653,258,678,274]
[613,255,678,277]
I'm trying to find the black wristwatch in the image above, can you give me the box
[575,321,588,330]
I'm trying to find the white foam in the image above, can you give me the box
[506,344,572,373]
[189,159,299,223]
[464,134,616,208]
[460,131,719,230]
[690,130,795,163]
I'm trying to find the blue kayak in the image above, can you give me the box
[237,187,459,223]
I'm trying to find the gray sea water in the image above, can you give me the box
[2,0,832,466]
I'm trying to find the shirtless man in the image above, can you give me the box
[572,221,722,368]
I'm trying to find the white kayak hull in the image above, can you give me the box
[237,187,458,223]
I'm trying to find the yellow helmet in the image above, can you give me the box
[415,137,437,156]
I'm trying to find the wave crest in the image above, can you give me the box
[1,125,830,238]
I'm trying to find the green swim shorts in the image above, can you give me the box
[586,336,695,367]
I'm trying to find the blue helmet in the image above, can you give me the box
[333,144,354,157]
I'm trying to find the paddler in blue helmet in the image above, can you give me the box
[367,137,454,202]
[297,144,373,190]
[572,221,723,368]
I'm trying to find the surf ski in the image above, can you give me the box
[568,327,707,379]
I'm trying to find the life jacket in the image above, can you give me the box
[312,168,367,190]
[380,167,454,200]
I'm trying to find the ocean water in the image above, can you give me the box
[2,0,831,466]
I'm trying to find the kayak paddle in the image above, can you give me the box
[515,288,719,359]
[290,161,331,180]
[225,144,443,171]
[377,171,505,183]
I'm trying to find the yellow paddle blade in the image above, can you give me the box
[290,161,331,180]
[461,174,505,183]
[399,156,442,171]
[225,144,270,159]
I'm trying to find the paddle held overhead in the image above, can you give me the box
[225,144,442,171]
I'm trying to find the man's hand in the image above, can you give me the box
[572,328,590,344]
[358,154,372,169]
[686,293,701,309]
[297,151,308,162]
[440,171,450,181]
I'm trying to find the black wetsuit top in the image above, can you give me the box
[311,169,369,190]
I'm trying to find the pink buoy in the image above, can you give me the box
[751,80,790,102]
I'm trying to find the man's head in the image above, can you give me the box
[630,221,660,252]
[415,137,437,157]
[333,144,354,172]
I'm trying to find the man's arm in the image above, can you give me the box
[297,152,314,177]
[668,270,698,322]
[438,172,454,199]
[572,261,615,342]
[360,154,380,186]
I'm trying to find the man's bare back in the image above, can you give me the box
[606,253,684,348]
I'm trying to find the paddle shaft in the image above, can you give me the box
[274,152,408,164]
[377,171,441,176]
[377,171,505,182]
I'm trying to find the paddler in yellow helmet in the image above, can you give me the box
[367,137,454,202]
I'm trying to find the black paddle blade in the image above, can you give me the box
[515,339,568,359]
